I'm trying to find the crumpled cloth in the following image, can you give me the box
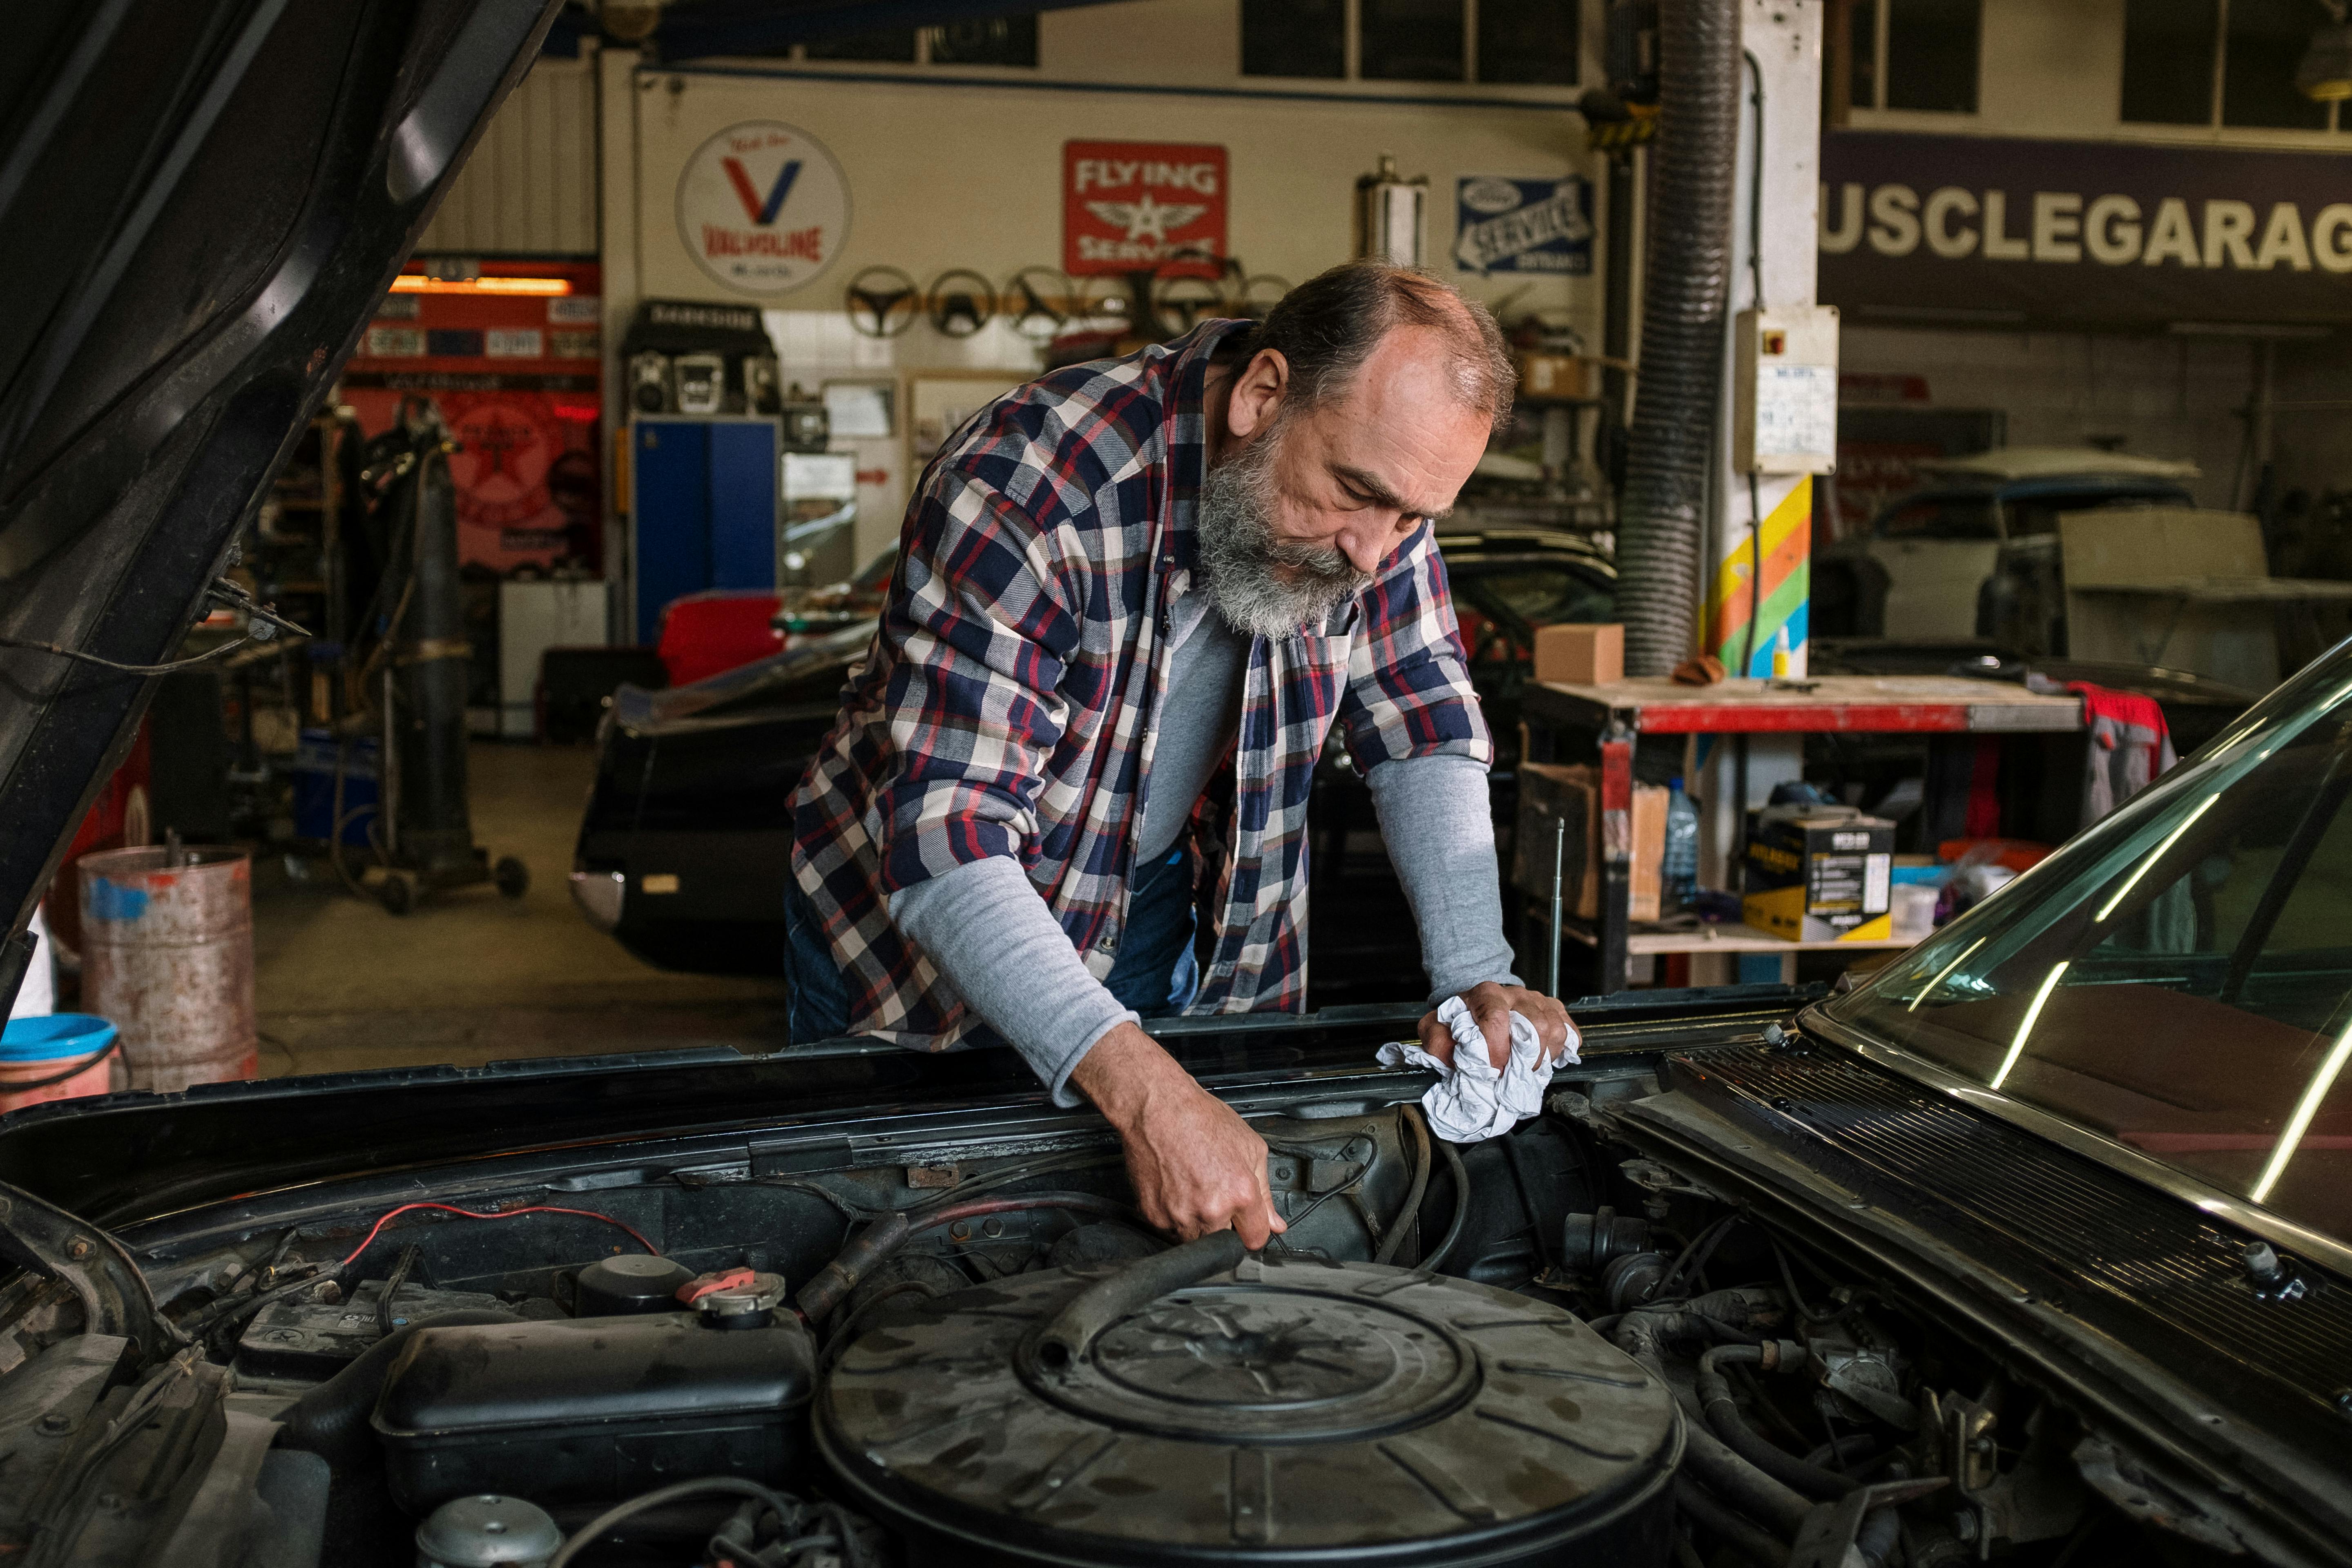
[1375,995,1581,1143]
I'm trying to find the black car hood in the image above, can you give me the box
[0,0,559,999]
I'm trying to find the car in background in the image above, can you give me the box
[571,529,1616,995]
[1815,447,2198,650]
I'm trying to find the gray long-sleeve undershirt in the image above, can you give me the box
[890,599,1517,1106]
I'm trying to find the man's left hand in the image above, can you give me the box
[1417,981,1574,1071]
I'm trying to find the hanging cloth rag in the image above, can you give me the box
[1375,996,1580,1143]
[2069,682,2176,823]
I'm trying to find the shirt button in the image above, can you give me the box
[1097,934,1118,954]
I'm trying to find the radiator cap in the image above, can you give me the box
[816,1256,1681,1565]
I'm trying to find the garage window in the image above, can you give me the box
[2124,0,2340,128]
[1241,0,1578,85]
[1832,0,1982,115]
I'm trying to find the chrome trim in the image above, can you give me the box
[1801,1004,2352,1283]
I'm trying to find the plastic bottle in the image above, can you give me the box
[1664,776,1700,913]
[1771,624,1792,678]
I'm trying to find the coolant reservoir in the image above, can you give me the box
[818,1254,1681,1566]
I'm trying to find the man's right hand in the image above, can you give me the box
[1069,1022,1288,1249]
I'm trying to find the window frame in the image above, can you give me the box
[2119,0,2344,131]
[1240,0,1581,89]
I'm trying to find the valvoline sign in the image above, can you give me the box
[676,121,850,296]
[1064,141,1227,278]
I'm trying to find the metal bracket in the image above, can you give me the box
[0,1180,179,1366]
[1787,1477,1949,1568]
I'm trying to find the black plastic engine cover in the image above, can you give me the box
[818,1256,1681,1566]
[372,1310,816,1511]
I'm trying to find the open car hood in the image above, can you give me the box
[0,0,559,1002]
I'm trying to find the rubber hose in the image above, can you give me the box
[1673,1475,1789,1567]
[794,1210,911,1322]
[1422,1136,1471,1271]
[1616,1320,1811,1536]
[1614,0,1742,676]
[1696,1343,1859,1500]
[1371,1104,1431,1267]
[276,1308,518,1470]
[1035,1230,1245,1369]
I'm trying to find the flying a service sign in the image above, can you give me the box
[1064,141,1227,278]
[677,121,850,296]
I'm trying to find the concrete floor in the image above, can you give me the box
[252,743,787,1077]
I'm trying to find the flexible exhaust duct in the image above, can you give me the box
[1615,0,1741,676]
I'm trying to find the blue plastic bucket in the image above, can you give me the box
[0,1014,119,1108]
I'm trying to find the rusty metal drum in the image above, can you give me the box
[78,847,257,1092]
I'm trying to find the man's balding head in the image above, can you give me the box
[1243,261,1516,431]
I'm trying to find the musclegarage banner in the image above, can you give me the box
[1819,130,2352,327]
[1064,141,1227,278]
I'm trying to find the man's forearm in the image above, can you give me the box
[888,856,1131,1105]
[1366,752,1521,1001]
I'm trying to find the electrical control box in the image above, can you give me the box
[1733,304,1840,475]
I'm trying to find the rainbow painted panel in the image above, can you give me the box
[1707,475,1812,676]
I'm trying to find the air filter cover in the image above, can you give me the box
[817,1255,1680,1566]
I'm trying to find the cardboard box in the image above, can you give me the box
[1514,762,1598,922]
[1533,623,1624,687]
[1743,806,1895,942]
[1629,783,1667,922]
[1516,352,1599,401]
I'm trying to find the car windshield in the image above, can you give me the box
[1824,652,2352,1248]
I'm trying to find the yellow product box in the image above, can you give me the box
[1742,806,1895,942]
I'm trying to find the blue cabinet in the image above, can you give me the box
[629,416,779,642]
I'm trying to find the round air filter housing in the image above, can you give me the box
[817,1254,1680,1566]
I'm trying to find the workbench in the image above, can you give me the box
[1519,675,2086,995]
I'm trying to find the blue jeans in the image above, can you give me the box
[784,847,1199,1045]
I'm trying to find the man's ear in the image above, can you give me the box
[1224,348,1288,441]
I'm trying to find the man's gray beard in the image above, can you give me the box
[1196,422,1374,639]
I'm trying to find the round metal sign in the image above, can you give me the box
[676,120,851,296]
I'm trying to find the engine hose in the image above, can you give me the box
[1034,1229,1246,1369]
[277,1308,518,1470]
[1616,1317,1810,1536]
[1697,1343,1861,1500]
[794,1192,1141,1323]
[1372,1104,1432,1267]
[1422,1135,1472,1271]
[1672,1475,1788,1567]
[1614,0,1741,676]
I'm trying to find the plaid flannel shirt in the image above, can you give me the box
[789,321,1490,1051]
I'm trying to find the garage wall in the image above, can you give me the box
[1841,325,2257,509]
[609,5,1602,563]
[420,52,601,256]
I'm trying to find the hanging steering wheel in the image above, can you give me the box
[1004,265,1075,341]
[1234,271,1293,322]
[1071,274,1134,334]
[926,269,997,338]
[845,266,920,338]
[1149,249,1230,339]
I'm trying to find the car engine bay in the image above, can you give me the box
[0,1047,2295,1568]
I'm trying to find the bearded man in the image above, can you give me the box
[787,261,1574,1248]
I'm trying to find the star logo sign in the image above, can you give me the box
[1084,191,1209,244]
[723,156,803,224]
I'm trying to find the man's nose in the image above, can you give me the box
[1335,524,1389,575]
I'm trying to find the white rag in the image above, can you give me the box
[1375,995,1580,1143]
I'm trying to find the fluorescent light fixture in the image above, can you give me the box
[1906,936,1986,1013]
[2095,793,2220,925]
[2297,18,2352,101]
[1990,961,2069,1090]
[389,275,572,295]
[2251,1017,2352,1203]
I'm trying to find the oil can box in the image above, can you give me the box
[1742,806,1894,942]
